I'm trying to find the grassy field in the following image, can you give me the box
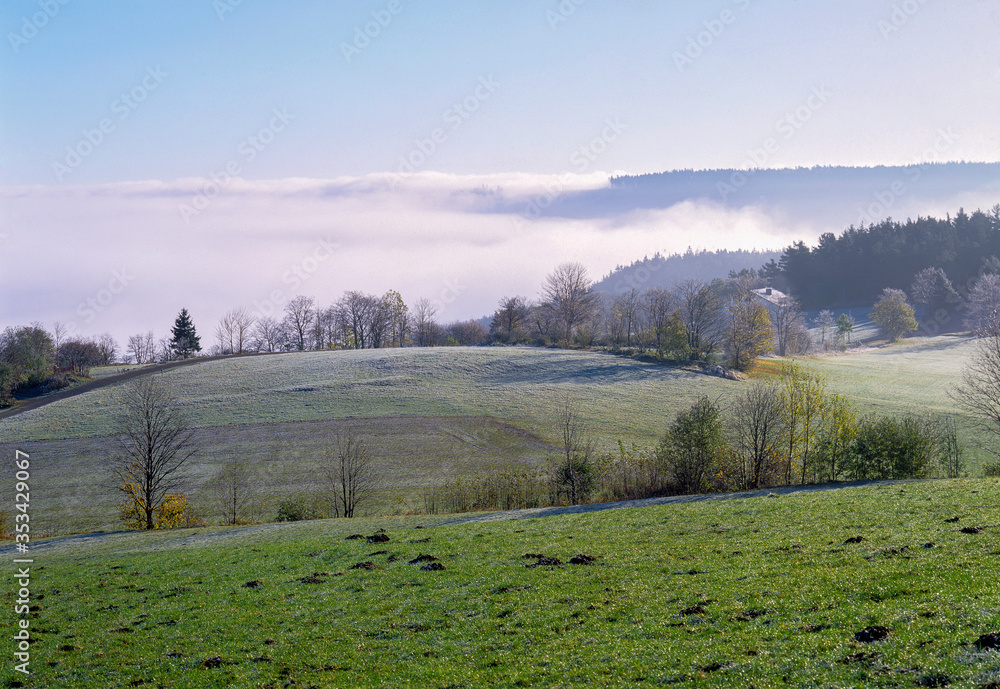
[778,334,991,471]
[0,340,993,534]
[0,347,739,533]
[789,334,974,417]
[4,479,999,688]
[0,347,738,442]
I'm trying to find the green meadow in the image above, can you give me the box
[4,479,999,688]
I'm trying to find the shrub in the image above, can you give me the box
[659,397,727,494]
[423,467,549,514]
[119,489,199,529]
[275,496,328,522]
[843,416,935,480]
[600,441,671,501]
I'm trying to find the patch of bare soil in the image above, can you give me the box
[420,562,446,571]
[855,625,891,643]
[974,632,1000,650]
[297,572,329,584]
[525,556,562,568]
[680,605,707,616]
[408,554,438,565]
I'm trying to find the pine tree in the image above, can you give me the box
[170,308,201,359]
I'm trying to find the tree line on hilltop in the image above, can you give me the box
[767,205,1000,310]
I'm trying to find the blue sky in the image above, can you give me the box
[2,1,1000,343]
[6,0,999,184]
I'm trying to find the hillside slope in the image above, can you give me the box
[0,347,738,533]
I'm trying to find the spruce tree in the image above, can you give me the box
[170,308,201,359]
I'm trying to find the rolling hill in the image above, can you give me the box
[0,338,987,534]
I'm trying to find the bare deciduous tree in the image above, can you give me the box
[773,295,809,357]
[608,287,644,347]
[413,298,440,347]
[675,278,721,358]
[322,432,379,518]
[252,316,283,352]
[127,331,156,364]
[554,400,596,505]
[644,287,676,352]
[730,381,786,489]
[311,306,336,351]
[952,318,1000,459]
[210,461,261,525]
[95,333,118,365]
[541,262,599,345]
[446,319,488,345]
[51,321,70,352]
[215,311,236,354]
[112,377,196,530]
[964,273,1000,335]
[490,295,530,343]
[334,291,389,349]
[284,296,315,351]
[814,310,835,350]
[231,307,255,353]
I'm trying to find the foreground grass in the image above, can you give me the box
[5,480,1000,688]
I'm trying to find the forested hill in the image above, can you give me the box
[502,162,1000,225]
[773,206,1000,309]
[608,163,1000,212]
[594,248,782,294]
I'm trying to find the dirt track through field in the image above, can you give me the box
[0,351,289,422]
[435,478,915,525]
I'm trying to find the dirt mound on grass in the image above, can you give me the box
[525,556,562,568]
[855,625,891,642]
[974,632,1000,650]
